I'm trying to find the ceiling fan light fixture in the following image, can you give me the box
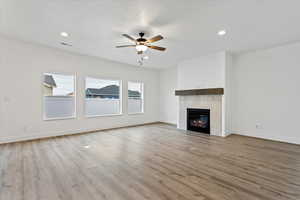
[136,44,148,52]
[60,32,69,37]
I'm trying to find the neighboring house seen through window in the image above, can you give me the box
[85,77,121,116]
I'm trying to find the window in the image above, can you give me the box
[43,73,76,120]
[85,77,121,116]
[128,81,144,114]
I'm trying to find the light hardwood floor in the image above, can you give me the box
[0,123,300,200]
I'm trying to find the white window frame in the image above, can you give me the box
[84,76,122,118]
[42,72,77,121]
[128,81,144,115]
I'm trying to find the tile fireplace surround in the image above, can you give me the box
[175,88,225,137]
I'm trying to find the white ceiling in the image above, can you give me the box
[1,0,300,68]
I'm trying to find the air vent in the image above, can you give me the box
[60,42,72,47]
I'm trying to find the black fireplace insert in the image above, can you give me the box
[187,108,210,134]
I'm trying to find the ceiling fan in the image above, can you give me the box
[116,32,166,54]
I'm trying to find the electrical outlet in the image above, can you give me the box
[23,126,32,133]
[23,126,28,133]
[3,96,11,104]
[256,123,263,129]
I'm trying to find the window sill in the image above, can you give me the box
[43,116,76,121]
[128,112,144,115]
[85,113,123,118]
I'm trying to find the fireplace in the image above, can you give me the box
[187,108,210,134]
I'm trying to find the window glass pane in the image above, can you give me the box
[43,73,75,119]
[85,77,121,116]
[128,82,143,113]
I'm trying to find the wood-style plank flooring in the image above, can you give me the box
[0,123,300,200]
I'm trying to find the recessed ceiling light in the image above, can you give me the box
[60,32,69,37]
[218,30,226,36]
[83,145,90,149]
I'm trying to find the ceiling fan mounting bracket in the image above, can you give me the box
[139,32,145,38]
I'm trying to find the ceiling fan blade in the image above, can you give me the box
[147,35,163,43]
[116,45,136,48]
[147,45,166,51]
[122,34,136,42]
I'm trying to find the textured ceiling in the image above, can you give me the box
[1,0,300,68]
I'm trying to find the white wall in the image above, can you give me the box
[159,43,300,144]
[2,35,300,144]
[159,45,300,144]
[0,36,160,143]
[231,42,300,144]
[177,52,226,90]
[224,53,234,134]
[159,67,178,124]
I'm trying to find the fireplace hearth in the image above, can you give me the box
[187,108,210,134]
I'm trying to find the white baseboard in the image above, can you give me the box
[158,121,177,127]
[230,129,300,145]
[0,121,160,144]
